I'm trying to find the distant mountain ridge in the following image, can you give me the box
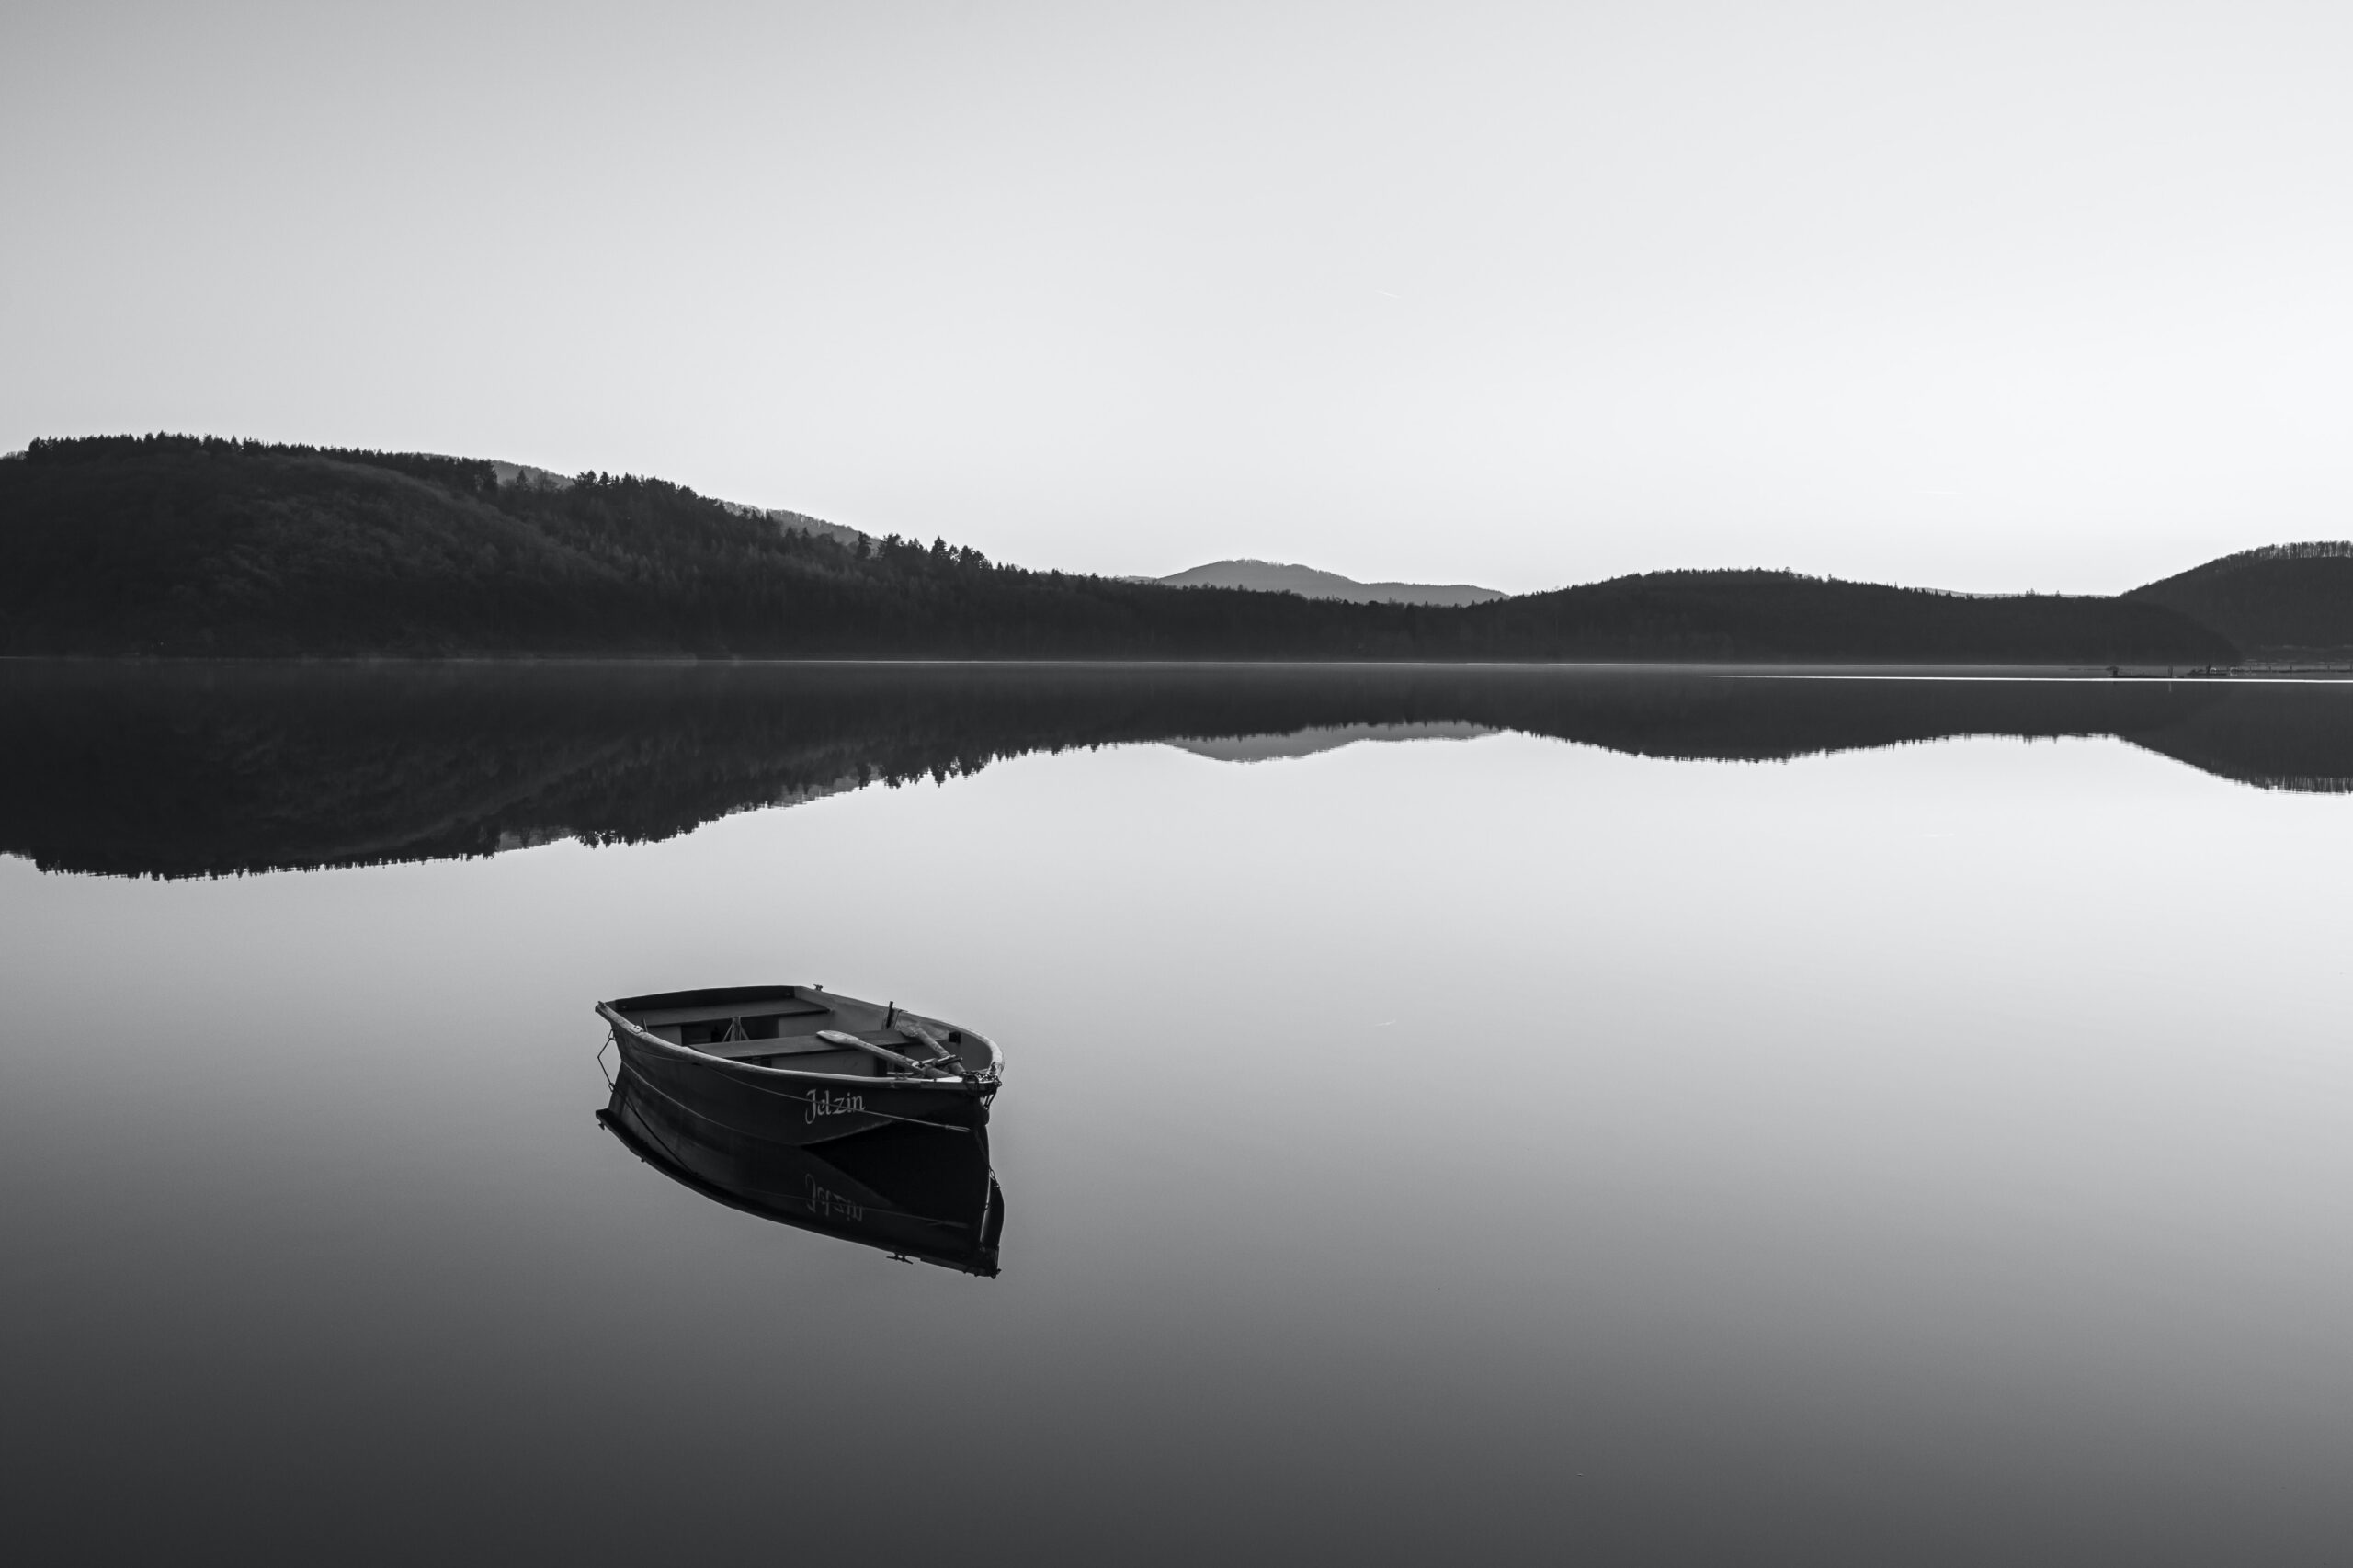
[1155,558,1505,605]
[0,433,2326,666]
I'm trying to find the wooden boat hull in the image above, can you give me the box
[599,1069,1003,1275]
[606,1025,992,1144]
[597,985,999,1147]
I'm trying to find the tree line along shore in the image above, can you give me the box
[3,435,2347,665]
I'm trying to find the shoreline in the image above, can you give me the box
[5,654,2353,681]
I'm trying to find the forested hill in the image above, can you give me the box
[2126,543,2353,658]
[0,435,2240,664]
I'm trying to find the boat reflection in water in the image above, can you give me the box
[597,1068,1006,1277]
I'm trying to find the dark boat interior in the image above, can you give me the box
[608,984,994,1079]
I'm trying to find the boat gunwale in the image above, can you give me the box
[596,1000,1000,1092]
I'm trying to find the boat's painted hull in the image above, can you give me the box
[600,1071,1003,1275]
[606,1014,995,1147]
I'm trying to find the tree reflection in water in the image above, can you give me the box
[5,660,2348,878]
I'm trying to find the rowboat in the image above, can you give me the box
[595,983,1002,1147]
[598,1070,1003,1276]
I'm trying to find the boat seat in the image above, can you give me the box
[694,1040,875,1069]
[626,998,832,1028]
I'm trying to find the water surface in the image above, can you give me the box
[4,664,2349,1564]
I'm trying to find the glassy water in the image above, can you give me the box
[4,663,2350,1565]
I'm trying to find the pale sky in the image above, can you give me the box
[6,1,2351,593]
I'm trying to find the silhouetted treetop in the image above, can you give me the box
[0,434,2249,664]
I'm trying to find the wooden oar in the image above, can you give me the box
[895,1020,962,1073]
[814,1028,935,1075]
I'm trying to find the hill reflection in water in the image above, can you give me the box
[6,660,2350,878]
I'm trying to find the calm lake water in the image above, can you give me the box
[5,663,2351,1564]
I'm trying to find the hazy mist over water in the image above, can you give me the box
[3,665,2350,1562]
